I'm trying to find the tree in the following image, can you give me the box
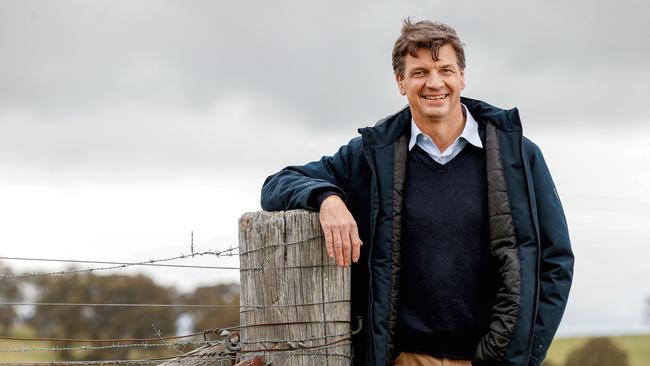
[0,261,21,332]
[27,273,179,360]
[181,283,240,332]
[564,337,629,366]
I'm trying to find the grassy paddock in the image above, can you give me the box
[3,325,650,364]
[0,324,185,362]
[546,334,650,366]
[0,325,53,362]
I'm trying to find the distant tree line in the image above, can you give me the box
[541,337,630,366]
[0,261,239,361]
[1,261,639,364]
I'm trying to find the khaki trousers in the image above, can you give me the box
[393,352,472,366]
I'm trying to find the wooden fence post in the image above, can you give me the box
[238,210,352,366]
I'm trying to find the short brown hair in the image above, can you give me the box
[392,19,466,77]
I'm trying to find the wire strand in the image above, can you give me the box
[0,341,352,365]
[0,340,210,353]
[239,298,350,312]
[238,234,323,256]
[238,337,351,353]
[0,247,239,279]
[2,302,248,308]
[0,331,205,343]
[220,320,351,331]
[0,355,235,366]
[241,330,352,346]
[239,263,340,271]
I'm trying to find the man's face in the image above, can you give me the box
[396,44,465,125]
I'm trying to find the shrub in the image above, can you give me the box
[564,337,629,366]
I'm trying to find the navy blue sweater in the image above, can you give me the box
[396,144,497,359]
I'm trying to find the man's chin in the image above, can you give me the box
[422,108,449,120]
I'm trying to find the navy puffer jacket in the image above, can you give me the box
[261,97,574,366]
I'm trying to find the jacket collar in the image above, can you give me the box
[461,97,522,133]
[358,97,522,149]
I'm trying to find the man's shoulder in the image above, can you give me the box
[341,135,364,152]
[358,106,411,147]
[522,136,543,158]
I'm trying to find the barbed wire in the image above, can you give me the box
[239,263,340,271]
[0,353,238,366]
[3,298,348,310]
[0,246,239,279]
[0,340,210,353]
[0,232,332,280]
[238,233,323,256]
[0,336,352,365]
[0,362,161,366]
[0,322,350,344]
[239,298,350,312]
[151,322,185,355]
[1,302,248,308]
[0,232,356,365]
[238,336,352,353]
[222,319,351,331]
[241,330,352,346]
[0,331,205,343]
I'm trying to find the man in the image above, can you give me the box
[261,19,573,366]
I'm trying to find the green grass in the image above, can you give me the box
[4,325,650,365]
[0,325,54,362]
[0,325,185,363]
[546,334,650,366]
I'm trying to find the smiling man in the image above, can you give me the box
[261,19,574,366]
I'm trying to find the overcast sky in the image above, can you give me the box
[1,0,649,337]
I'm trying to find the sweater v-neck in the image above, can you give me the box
[409,143,478,172]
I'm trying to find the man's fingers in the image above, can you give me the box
[333,229,344,267]
[341,226,352,267]
[318,195,361,267]
[323,226,334,259]
[350,226,362,263]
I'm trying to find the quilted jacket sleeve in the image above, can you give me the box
[525,140,575,366]
[261,137,363,211]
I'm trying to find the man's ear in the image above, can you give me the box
[396,74,406,95]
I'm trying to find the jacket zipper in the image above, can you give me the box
[360,128,379,365]
[517,110,542,365]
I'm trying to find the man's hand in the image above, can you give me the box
[319,195,363,267]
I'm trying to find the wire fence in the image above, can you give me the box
[0,246,239,279]
[0,341,208,353]
[0,232,352,366]
[0,344,353,366]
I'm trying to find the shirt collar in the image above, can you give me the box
[408,104,483,151]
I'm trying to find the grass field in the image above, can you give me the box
[546,334,650,366]
[0,325,187,363]
[0,326,53,362]
[3,326,649,364]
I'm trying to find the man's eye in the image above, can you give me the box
[442,69,454,74]
[411,71,425,78]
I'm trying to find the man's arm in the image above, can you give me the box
[525,140,575,365]
[261,138,364,267]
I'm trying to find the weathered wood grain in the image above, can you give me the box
[238,210,352,366]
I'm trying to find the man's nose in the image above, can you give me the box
[425,72,444,88]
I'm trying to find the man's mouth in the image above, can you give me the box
[422,94,449,101]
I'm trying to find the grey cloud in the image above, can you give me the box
[0,94,352,182]
[3,0,647,130]
[1,0,649,178]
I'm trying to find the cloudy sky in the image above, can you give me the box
[1,0,649,337]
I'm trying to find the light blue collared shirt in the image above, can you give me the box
[408,105,483,164]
